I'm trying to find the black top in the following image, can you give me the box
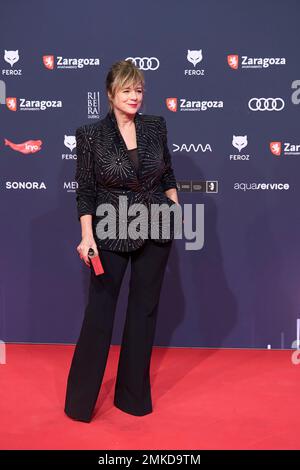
[127,147,139,172]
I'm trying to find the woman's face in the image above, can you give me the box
[109,81,143,116]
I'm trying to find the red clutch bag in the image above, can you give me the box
[88,248,104,275]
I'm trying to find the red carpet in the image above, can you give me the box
[0,344,299,450]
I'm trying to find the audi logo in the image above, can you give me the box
[125,57,160,70]
[248,97,285,111]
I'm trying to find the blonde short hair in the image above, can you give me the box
[105,59,145,113]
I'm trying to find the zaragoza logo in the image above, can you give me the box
[228,54,286,69]
[43,55,55,70]
[227,55,239,69]
[270,141,281,156]
[166,98,178,112]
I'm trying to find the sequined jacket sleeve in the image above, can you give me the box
[75,125,97,220]
[158,116,178,192]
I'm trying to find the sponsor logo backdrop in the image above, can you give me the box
[1,0,299,348]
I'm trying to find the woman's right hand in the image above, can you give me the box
[76,236,99,268]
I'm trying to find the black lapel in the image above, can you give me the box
[104,110,145,179]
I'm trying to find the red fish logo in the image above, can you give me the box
[43,55,55,70]
[270,141,281,156]
[6,97,17,111]
[166,98,177,112]
[227,54,239,69]
[4,139,43,154]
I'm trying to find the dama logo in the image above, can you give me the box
[227,54,239,69]
[4,138,42,154]
[6,97,17,111]
[43,55,55,70]
[270,141,281,156]
[166,98,177,112]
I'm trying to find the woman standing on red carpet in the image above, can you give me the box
[64,59,179,422]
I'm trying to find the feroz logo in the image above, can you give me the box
[228,54,239,69]
[64,135,76,152]
[230,135,250,161]
[270,141,281,156]
[43,55,54,70]
[4,50,19,67]
[232,135,248,152]
[185,50,205,76]
[62,135,77,160]
[2,50,22,76]
[187,49,203,65]
[166,98,178,112]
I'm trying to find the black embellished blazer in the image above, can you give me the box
[75,110,178,252]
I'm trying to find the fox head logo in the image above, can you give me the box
[227,54,239,70]
[4,50,19,67]
[232,135,248,152]
[166,98,177,112]
[43,55,55,70]
[187,49,203,67]
[270,141,281,156]
[64,135,76,152]
[6,97,17,111]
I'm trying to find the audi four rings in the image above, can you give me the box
[125,57,160,70]
[248,97,285,111]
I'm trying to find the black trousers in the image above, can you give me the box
[64,238,173,422]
